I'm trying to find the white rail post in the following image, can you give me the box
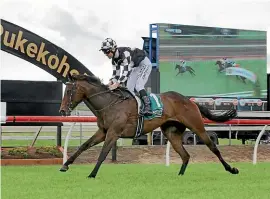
[63,122,76,164]
[193,134,196,145]
[165,141,171,166]
[253,125,268,165]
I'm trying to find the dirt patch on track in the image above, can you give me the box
[2,145,269,165]
[68,145,270,164]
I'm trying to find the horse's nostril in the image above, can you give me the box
[60,110,66,116]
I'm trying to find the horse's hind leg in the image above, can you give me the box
[190,123,239,174]
[179,105,239,174]
[188,67,196,76]
[161,125,190,175]
[241,77,246,84]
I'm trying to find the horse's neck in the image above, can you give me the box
[82,99,98,116]
[85,88,120,113]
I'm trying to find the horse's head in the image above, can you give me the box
[59,74,86,116]
[175,64,180,70]
[59,73,109,116]
[215,60,221,65]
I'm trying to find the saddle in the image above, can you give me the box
[111,87,134,100]
[112,87,164,138]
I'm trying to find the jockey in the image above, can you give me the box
[99,38,153,116]
[179,60,187,69]
[222,57,237,67]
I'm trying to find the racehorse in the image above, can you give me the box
[215,60,227,73]
[215,60,246,84]
[59,73,239,178]
[175,64,196,76]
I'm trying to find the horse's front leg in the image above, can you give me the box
[59,128,105,172]
[218,66,222,73]
[88,127,120,178]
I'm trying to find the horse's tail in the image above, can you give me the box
[195,103,237,122]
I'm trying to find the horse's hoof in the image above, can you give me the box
[59,165,69,172]
[87,174,96,179]
[231,167,239,174]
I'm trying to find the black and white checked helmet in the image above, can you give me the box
[100,38,117,51]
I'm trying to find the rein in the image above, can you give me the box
[68,81,128,113]
[86,89,125,112]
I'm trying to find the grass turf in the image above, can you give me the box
[2,163,270,199]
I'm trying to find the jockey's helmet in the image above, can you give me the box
[99,38,117,54]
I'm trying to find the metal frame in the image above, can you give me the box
[149,24,159,68]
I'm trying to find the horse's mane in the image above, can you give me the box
[71,74,108,89]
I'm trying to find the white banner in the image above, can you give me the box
[189,97,214,105]
[225,67,257,83]
[215,98,238,106]
[239,99,263,106]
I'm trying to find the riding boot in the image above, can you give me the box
[139,89,153,116]
[141,96,153,116]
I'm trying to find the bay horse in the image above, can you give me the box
[175,64,196,76]
[215,60,227,73]
[59,74,239,178]
[215,60,246,84]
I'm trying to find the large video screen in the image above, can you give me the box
[158,23,267,99]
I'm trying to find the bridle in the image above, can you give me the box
[65,82,77,114]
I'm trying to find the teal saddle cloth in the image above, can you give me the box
[140,93,164,120]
